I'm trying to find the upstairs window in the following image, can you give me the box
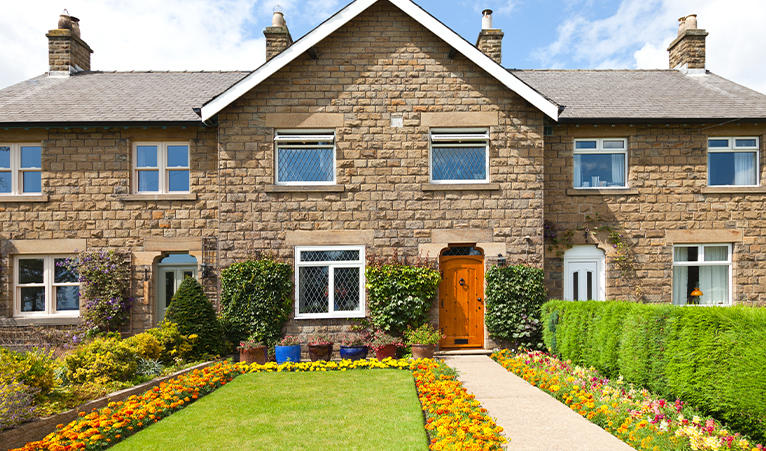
[672,244,731,306]
[573,138,627,188]
[0,144,42,194]
[134,142,190,193]
[430,129,489,183]
[707,137,759,186]
[15,255,79,317]
[275,131,335,185]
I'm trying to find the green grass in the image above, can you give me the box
[111,369,428,451]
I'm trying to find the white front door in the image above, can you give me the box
[567,261,598,301]
[157,265,197,323]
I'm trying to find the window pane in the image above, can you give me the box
[0,172,11,193]
[22,172,41,193]
[334,267,360,311]
[704,246,728,262]
[18,259,44,284]
[137,146,158,168]
[20,287,45,312]
[20,146,41,168]
[165,271,175,308]
[575,141,597,149]
[278,147,334,182]
[299,266,329,314]
[674,246,698,262]
[708,139,729,148]
[574,153,625,187]
[699,265,728,305]
[586,271,593,300]
[300,250,360,262]
[0,146,10,169]
[572,271,579,301]
[672,266,690,305]
[602,140,625,149]
[709,152,756,186]
[54,259,78,283]
[56,286,79,311]
[138,170,159,192]
[734,138,757,148]
[168,170,189,192]
[167,145,189,167]
[432,146,486,181]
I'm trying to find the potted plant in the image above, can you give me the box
[368,330,404,360]
[274,335,302,363]
[238,336,267,365]
[338,334,368,361]
[307,333,334,362]
[404,324,444,359]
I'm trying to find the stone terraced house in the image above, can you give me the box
[2,0,766,350]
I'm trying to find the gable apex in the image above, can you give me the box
[200,0,560,122]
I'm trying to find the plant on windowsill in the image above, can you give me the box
[404,324,444,359]
[274,335,302,364]
[306,333,334,362]
[237,336,267,365]
[338,334,368,361]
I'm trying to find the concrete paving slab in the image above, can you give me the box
[442,355,635,451]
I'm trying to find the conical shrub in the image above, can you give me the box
[165,276,226,357]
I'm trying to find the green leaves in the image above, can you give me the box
[165,276,226,358]
[484,264,546,350]
[364,264,440,335]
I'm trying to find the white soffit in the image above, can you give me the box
[201,0,560,121]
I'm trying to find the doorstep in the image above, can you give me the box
[435,348,494,356]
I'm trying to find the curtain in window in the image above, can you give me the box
[699,245,728,305]
[611,154,625,186]
[672,266,688,305]
[573,155,582,187]
[734,153,756,185]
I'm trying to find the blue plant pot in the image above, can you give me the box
[339,346,368,361]
[275,345,302,364]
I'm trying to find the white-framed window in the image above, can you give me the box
[672,244,732,306]
[133,142,190,193]
[294,245,365,319]
[573,138,628,188]
[0,144,42,195]
[15,255,79,317]
[707,137,759,186]
[430,129,489,183]
[275,131,336,185]
[563,246,606,301]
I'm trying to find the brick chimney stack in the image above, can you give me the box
[47,11,93,77]
[476,9,503,65]
[264,10,293,62]
[668,14,708,71]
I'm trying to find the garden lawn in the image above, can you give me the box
[110,369,428,451]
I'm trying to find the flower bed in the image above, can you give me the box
[492,349,763,451]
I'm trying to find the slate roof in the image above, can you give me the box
[512,69,766,121]
[0,71,248,125]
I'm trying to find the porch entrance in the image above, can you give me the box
[438,247,484,348]
[157,254,198,323]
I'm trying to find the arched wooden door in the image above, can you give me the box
[438,253,484,348]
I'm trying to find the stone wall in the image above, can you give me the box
[668,29,708,69]
[543,122,766,305]
[46,29,93,72]
[476,29,503,65]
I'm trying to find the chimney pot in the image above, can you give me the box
[272,11,285,27]
[476,9,503,65]
[668,14,707,71]
[482,9,493,30]
[677,16,686,36]
[684,14,697,30]
[47,11,92,76]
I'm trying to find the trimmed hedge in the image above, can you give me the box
[365,263,440,334]
[484,264,546,350]
[541,300,766,442]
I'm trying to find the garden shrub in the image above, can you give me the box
[64,336,138,385]
[484,264,546,350]
[365,261,440,334]
[0,377,38,430]
[541,300,766,442]
[164,276,226,357]
[145,321,196,363]
[219,259,293,346]
[0,347,56,398]
[125,332,163,360]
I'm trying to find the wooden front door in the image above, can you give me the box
[438,255,484,348]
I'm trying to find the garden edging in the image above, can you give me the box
[1,360,214,450]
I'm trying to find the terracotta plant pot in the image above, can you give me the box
[308,343,333,362]
[411,344,435,359]
[375,344,397,360]
[240,346,267,365]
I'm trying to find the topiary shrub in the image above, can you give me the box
[364,261,440,335]
[64,336,138,385]
[484,264,547,350]
[164,276,226,357]
[219,259,293,347]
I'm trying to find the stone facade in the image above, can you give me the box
[476,29,504,65]
[264,26,293,62]
[668,29,708,69]
[46,29,93,72]
[543,122,766,305]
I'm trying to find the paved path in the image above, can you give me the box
[442,355,635,451]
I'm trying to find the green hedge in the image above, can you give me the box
[484,264,546,349]
[365,263,440,334]
[541,300,766,442]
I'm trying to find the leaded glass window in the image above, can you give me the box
[275,131,335,185]
[295,246,364,318]
[430,129,489,183]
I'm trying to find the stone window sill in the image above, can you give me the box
[567,188,639,196]
[701,186,766,194]
[118,193,197,201]
[0,195,49,203]
[421,183,500,191]
[264,185,345,193]
[12,316,82,326]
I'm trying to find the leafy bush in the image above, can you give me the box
[0,377,38,430]
[64,336,138,385]
[125,331,163,360]
[541,300,766,442]
[219,259,293,346]
[404,323,443,346]
[364,262,440,334]
[165,276,226,358]
[0,348,56,398]
[484,264,546,350]
[144,321,196,363]
[61,250,132,333]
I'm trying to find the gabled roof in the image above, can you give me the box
[200,0,561,122]
[0,71,248,126]
[513,69,766,122]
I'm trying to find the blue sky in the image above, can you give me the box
[1,0,765,93]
